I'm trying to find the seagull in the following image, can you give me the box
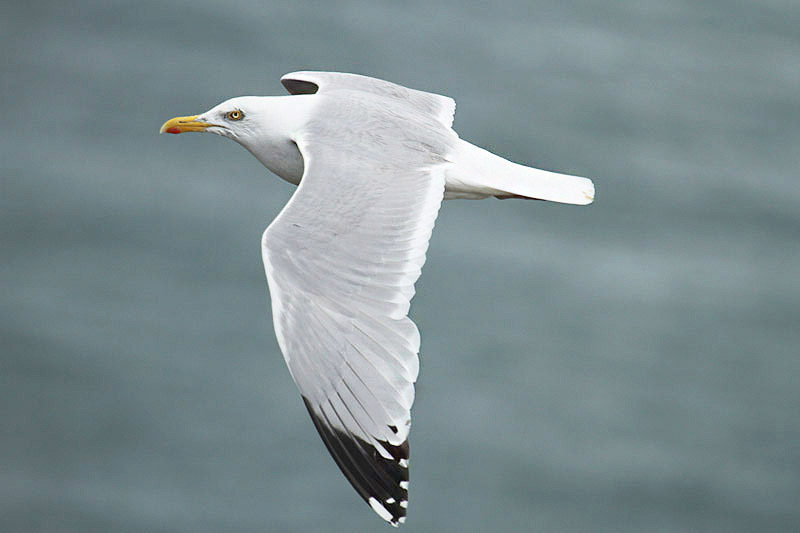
[160,71,594,526]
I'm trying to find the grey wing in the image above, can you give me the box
[281,70,456,128]
[261,94,455,526]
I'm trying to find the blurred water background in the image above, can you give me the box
[2,1,799,531]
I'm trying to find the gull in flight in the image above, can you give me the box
[161,71,594,526]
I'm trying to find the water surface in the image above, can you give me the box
[2,1,799,531]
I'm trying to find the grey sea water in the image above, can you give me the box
[2,1,799,531]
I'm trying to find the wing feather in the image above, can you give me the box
[281,70,456,129]
[262,87,455,525]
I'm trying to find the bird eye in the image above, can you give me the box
[227,109,244,121]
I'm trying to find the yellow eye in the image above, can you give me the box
[227,109,243,121]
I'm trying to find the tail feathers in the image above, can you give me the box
[493,164,595,205]
[447,140,595,205]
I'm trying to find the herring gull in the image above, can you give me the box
[160,71,595,526]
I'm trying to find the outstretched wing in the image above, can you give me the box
[281,70,455,128]
[262,85,456,526]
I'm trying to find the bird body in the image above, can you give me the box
[160,71,595,526]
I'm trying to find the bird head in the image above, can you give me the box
[159,97,266,142]
[160,95,308,183]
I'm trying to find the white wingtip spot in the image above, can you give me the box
[369,497,393,522]
[400,481,409,489]
[400,500,408,509]
[399,458,409,468]
[399,517,406,524]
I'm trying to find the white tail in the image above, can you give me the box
[444,139,595,205]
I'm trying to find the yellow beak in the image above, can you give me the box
[159,115,216,134]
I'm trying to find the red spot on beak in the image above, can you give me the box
[166,127,182,134]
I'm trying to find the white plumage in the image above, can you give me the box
[160,71,595,526]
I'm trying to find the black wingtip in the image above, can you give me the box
[281,78,320,95]
[301,396,409,525]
